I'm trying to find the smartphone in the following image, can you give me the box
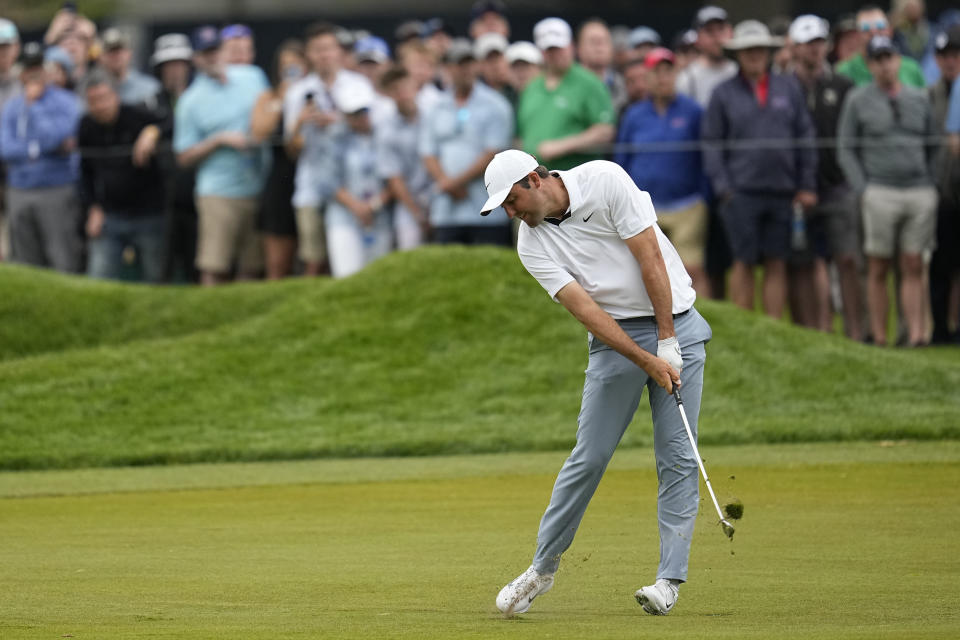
[304,91,315,104]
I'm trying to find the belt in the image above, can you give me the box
[618,309,691,323]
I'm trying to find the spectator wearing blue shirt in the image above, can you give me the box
[420,39,513,245]
[0,43,82,272]
[174,26,270,286]
[100,28,162,112]
[615,48,709,296]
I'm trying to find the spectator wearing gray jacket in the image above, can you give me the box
[837,35,938,347]
[702,21,818,319]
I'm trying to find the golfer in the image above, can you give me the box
[483,150,712,616]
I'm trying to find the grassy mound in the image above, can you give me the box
[1,246,957,470]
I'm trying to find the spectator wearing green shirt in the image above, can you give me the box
[837,5,926,87]
[516,17,615,171]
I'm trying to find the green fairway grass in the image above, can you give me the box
[2,247,959,471]
[1,441,958,639]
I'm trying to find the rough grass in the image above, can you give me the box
[0,442,958,639]
[1,247,958,471]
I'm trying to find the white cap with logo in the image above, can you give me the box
[480,149,539,215]
[789,15,829,44]
[533,17,572,51]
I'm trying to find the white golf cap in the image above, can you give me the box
[0,18,19,45]
[506,41,543,65]
[151,33,193,67]
[533,17,572,51]
[480,149,539,215]
[335,80,375,114]
[789,15,829,44]
[474,32,509,60]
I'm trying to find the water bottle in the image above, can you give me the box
[791,202,808,252]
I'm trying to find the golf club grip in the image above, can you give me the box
[673,386,683,406]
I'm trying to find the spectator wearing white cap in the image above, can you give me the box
[150,33,197,281]
[474,32,516,106]
[505,41,542,92]
[577,18,627,112]
[100,28,162,112]
[354,36,398,128]
[419,39,514,245]
[324,81,393,277]
[788,15,863,340]
[284,22,374,276]
[517,17,615,171]
[676,6,737,109]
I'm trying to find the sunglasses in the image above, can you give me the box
[859,20,888,32]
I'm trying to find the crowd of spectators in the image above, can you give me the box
[1,1,960,345]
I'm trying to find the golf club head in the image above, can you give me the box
[720,519,735,539]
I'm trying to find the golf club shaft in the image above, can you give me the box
[673,387,726,523]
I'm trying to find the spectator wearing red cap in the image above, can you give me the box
[615,48,709,296]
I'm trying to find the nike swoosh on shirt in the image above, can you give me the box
[583,212,595,222]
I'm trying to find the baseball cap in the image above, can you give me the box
[394,20,424,44]
[334,80,375,114]
[866,34,897,58]
[644,47,676,69]
[102,27,130,51]
[474,33,508,59]
[355,35,390,64]
[221,24,252,41]
[934,26,960,53]
[422,18,452,38]
[534,17,572,50]
[695,6,729,29]
[20,42,45,69]
[470,0,507,22]
[44,45,74,75]
[445,38,476,64]
[673,28,699,51]
[506,40,543,65]
[480,149,539,215]
[191,25,221,52]
[151,33,193,67]
[628,26,661,48]
[789,15,829,44]
[0,18,19,45]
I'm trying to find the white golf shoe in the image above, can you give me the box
[634,579,679,615]
[495,565,554,615]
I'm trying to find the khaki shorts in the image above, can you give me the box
[195,195,263,275]
[861,184,938,258]
[657,199,707,266]
[295,205,327,264]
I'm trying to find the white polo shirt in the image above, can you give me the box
[517,160,696,319]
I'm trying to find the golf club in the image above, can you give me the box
[673,385,736,539]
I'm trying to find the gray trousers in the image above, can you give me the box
[6,184,83,273]
[533,308,712,582]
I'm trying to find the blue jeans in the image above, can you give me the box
[87,213,166,283]
[533,308,713,582]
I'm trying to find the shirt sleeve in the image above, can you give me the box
[947,77,960,133]
[172,95,201,153]
[601,163,657,239]
[581,75,615,127]
[836,90,866,192]
[517,231,575,301]
[418,109,438,158]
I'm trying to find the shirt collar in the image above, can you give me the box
[543,170,582,225]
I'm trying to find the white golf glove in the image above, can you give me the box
[657,336,683,373]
